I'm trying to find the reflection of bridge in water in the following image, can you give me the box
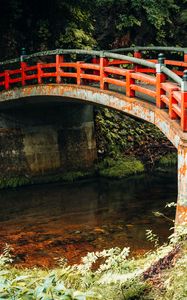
[0,46,187,225]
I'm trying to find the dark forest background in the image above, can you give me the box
[0,0,187,59]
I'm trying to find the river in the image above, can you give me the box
[0,173,176,268]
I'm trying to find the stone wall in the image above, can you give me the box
[0,98,97,186]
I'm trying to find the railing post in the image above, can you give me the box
[77,61,83,85]
[134,50,141,72]
[56,54,64,84]
[92,56,99,76]
[126,70,135,97]
[184,50,187,63]
[169,90,178,120]
[37,63,43,84]
[4,70,9,90]
[156,53,166,108]
[92,56,99,65]
[181,70,187,131]
[100,53,108,90]
[20,48,27,86]
[21,62,27,86]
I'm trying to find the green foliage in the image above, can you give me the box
[95,108,173,169]
[148,229,187,299]
[155,153,177,173]
[56,4,96,50]
[158,153,177,167]
[97,156,144,178]
[157,254,187,300]
[0,170,94,189]
[60,171,91,182]
[0,0,96,58]
[0,176,30,189]
[121,279,149,300]
[94,0,187,48]
[1,227,187,300]
[0,245,149,300]
[0,0,187,58]
[58,25,95,50]
[0,222,187,300]
[146,229,159,248]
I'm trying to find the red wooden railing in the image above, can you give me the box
[0,48,187,131]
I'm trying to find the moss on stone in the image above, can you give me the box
[97,156,144,179]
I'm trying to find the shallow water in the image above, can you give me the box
[0,173,177,267]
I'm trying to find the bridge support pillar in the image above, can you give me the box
[0,100,97,187]
[176,143,187,224]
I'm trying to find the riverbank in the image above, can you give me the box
[0,226,186,299]
[0,150,177,189]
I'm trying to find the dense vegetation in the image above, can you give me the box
[95,108,176,171]
[0,0,187,59]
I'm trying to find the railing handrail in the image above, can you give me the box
[161,65,182,85]
[110,46,187,54]
[0,49,102,66]
[103,52,156,69]
[1,46,186,65]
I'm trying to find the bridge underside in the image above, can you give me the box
[0,84,187,224]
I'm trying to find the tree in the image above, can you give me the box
[0,0,186,59]
[93,0,187,48]
[0,0,96,59]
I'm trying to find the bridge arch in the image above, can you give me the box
[0,84,184,148]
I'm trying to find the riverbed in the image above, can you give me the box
[0,173,176,268]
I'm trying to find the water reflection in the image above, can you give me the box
[0,173,177,267]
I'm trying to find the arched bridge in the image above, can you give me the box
[0,46,187,225]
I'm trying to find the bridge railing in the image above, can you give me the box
[110,47,187,77]
[0,48,187,131]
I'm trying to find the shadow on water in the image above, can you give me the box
[0,173,177,267]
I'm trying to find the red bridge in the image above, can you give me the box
[0,46,187,225]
